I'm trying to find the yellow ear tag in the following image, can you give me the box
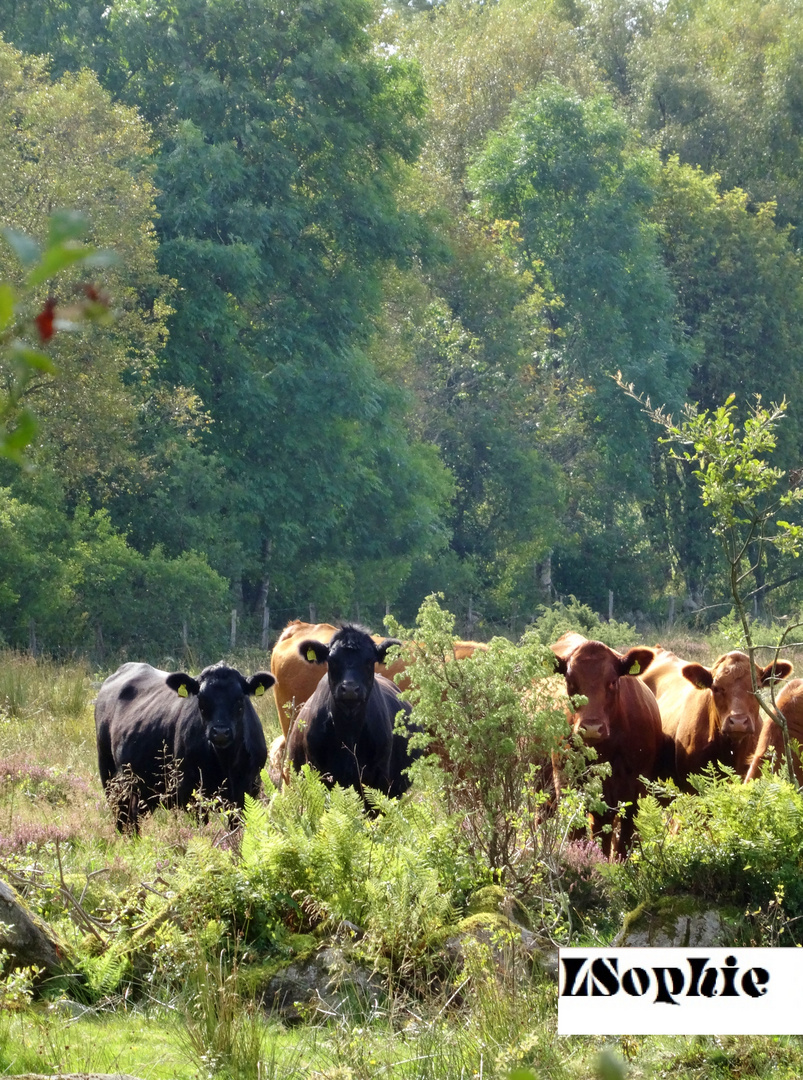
[177,684,189,698]
[629,661,641,675]
[254,684,265,697]
[307,648,317,662]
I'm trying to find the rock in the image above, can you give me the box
[614,896,744,947]
[442,911,559,983]
[0,878,76,976]
[258,945,385,1022]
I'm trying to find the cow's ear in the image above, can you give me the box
[245,672,275,697]
[551,651,569,677]
[681,663,713,691]
[618,647,655,678]
[758,659,794,686]
[298,639,329,664]
[375,638,403,665]
[166,672,201,697]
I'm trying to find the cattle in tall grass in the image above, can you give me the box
[95,661,273,831]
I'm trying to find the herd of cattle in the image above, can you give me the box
[93,619,803,856]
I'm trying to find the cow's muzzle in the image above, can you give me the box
[575,717,608,743]
[209,726,234,749]
[334,682,366,707]
[722,714,754,738]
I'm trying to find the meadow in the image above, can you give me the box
[3,606,803,1080]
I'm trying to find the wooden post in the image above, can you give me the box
[608,590,614,622]
[261,603,270,650]
[309,604,317,624]
[667,596,675,626]
[230,609,237,650]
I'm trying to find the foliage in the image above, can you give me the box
[623,769,803,934]
[241,769,466,970]
[0,40,173,486]
[624,390,803,769]
[391,0,594,181]
[0,212,112,464]
[0,488,230,660]
[387,595,593,901]
[527,597,637,650]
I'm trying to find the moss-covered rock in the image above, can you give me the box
[255,943,386,1023]
[466,884,534,931]
[615,895,746,947]
[441,910,558,982]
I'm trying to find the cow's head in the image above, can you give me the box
[551,634,655,743]
[166,664,274,749]
[298,624,402,714]
[681,652,793,740]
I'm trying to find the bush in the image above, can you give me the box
[527,597,637,651]
[241,769,467,972]
[621,768,803,935]
[387,595,592,905]
[0,490,230,661]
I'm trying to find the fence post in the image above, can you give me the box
[230,609,237,651]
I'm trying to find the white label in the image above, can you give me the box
[558,948,803,1035]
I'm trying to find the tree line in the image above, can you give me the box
[2,0,803,660]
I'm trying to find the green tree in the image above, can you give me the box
[391,0,594,182]
[76,0,452,620]
[629,0,803,239]
[468,83,689,612]
[635,157,803,605]
[623,388,803,777]
[0,40,174,496]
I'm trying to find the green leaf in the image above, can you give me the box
[2,227,40,267]
[9,341,58,374]
[26,244,93,287]
[0,283,15,330]
[47,210,88,246]
[0,408,38,461]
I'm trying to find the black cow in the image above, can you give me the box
[95,661,274,831]
[285,624,419,799]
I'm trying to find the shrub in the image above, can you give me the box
[241,769,466,972]
[387,595,593,905]
[621,768,803,933]
[527,597,637,651]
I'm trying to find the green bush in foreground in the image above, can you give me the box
[621,768,803,937]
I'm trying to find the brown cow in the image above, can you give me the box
[550,632,664,857]
[270,618,485,737]
[640,647,793,789]
[744,677,803,785]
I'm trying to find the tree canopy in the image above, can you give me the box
[3,0,803,651]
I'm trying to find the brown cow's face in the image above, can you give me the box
[682,652,792,741]
[553,641,654,745]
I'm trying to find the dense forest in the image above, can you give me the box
[3,0,803,659]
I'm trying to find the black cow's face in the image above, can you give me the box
[166,665,274,750]
[298,625,401,715]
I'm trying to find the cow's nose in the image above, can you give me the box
[722,713,753,736]
[210,725,233,747]
[577,717,607,743]
[337,681,362,703]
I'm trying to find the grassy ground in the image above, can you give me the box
[2,645,803,1080]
